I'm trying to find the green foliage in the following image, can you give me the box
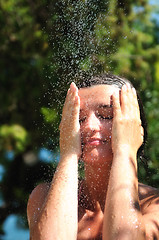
[41,107,58,124]
[0,124,30,153]
[0,0,50,149]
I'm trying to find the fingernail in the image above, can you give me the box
[132,88,136,95]
[126,83,131,90]
[122,84,127,91]
[70,82,73,87]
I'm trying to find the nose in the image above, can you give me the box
[83,112,100,132]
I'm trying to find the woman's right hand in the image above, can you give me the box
[59,82,81,158]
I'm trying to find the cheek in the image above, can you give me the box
[103,121,112,136]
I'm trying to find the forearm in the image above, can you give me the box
[103,148,145,240]
[31,154,78,240]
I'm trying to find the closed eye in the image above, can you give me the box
[79,117,86,123]
[98,115,113,120]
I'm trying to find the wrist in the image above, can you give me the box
[60,152,80,162]
[113,144,137,160]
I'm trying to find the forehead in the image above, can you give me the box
[79,85,119,109]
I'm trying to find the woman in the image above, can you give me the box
[27,73,159,240]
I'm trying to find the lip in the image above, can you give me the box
[83,138,107,146]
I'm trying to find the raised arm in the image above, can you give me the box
[27,82,81,240]
[103,84,145,240]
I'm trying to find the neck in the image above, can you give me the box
[84,162,112,211]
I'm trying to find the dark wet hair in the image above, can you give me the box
[76,73,147,159]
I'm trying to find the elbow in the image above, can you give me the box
[30,224,52,240]
[115,219,145,240]
[30,223,77,240]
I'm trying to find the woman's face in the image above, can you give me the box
[79,84,119,165]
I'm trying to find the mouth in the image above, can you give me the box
[82,138,109,147]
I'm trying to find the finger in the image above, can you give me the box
[73,95,80,126]
[122,83,135,115]
[70,81,77,89]
[64,86,71,104]
[141,126,144,144]
[127,83,134,113]
[132,88,140,119]
[141,126,144,136]
[120,84,128,113]
[70,82,78,95]
[63,83,80,118]
[112,90,121,118]
[64,83,78,108]
[67,82,78,103]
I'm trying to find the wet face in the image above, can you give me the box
[79,84,119,165]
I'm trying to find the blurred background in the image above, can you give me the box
[0,0,159,239]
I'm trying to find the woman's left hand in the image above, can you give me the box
[111,83,144,156]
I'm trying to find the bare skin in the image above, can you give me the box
[27,83,159,240]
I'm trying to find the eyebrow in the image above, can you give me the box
[80,104,113,113]
[98,104,113,109]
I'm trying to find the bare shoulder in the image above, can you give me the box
[139,182,159,210]
[139,182,159,200]
[139,182,159,239]
[27,182,51,227]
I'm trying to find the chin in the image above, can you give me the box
[82,146,113,166]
